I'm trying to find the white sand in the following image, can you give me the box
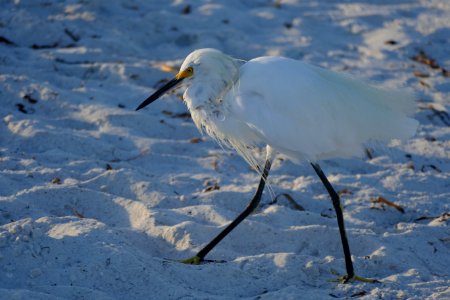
[0,1,449,299]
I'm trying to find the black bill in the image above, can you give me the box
[135,77,184,111]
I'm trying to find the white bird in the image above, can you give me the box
[136,48,418,283]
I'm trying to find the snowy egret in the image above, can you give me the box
[136,48,418,283]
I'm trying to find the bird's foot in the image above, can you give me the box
[179,255,203,265]
[351,275,380,283]
[331,270,380,284]
[179,256,226,265]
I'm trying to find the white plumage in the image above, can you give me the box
[178,48,417,169]
[136,48,418,281]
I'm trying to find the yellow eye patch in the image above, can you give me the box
[176,67,194,79]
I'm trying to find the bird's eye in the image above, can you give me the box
[176,67,194,80]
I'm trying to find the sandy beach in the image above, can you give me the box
[1,1,449,299]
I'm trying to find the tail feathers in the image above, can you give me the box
[393,116,419,141]
[323,67,419,140]
[315,65,417,117]
[369,87,416,117]
[366,86,418,140]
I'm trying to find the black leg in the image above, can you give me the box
[311,162,355,281]
[182,159,272,264]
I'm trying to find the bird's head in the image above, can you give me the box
[136,48,242,111]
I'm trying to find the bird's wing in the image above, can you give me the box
[231,57,417,161]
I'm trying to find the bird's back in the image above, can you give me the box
[230,56,418,162]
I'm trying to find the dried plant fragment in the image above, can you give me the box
[428,105,450,126]
[413,70,429,78]
[190,137,202,144]
[203,180,220,192]
[371,196,405,214]
[270,193,305,211]
[412,50,440,69]
[182,5,191,14]
[51,177,62,184]
[159,64,178,73]
[337,188,353,196]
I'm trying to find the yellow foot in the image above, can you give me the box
[352,275,380,283]
[331,270,380,284]
[335,275,380,284]
[179,256,226,265]
[179,256,203,265]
